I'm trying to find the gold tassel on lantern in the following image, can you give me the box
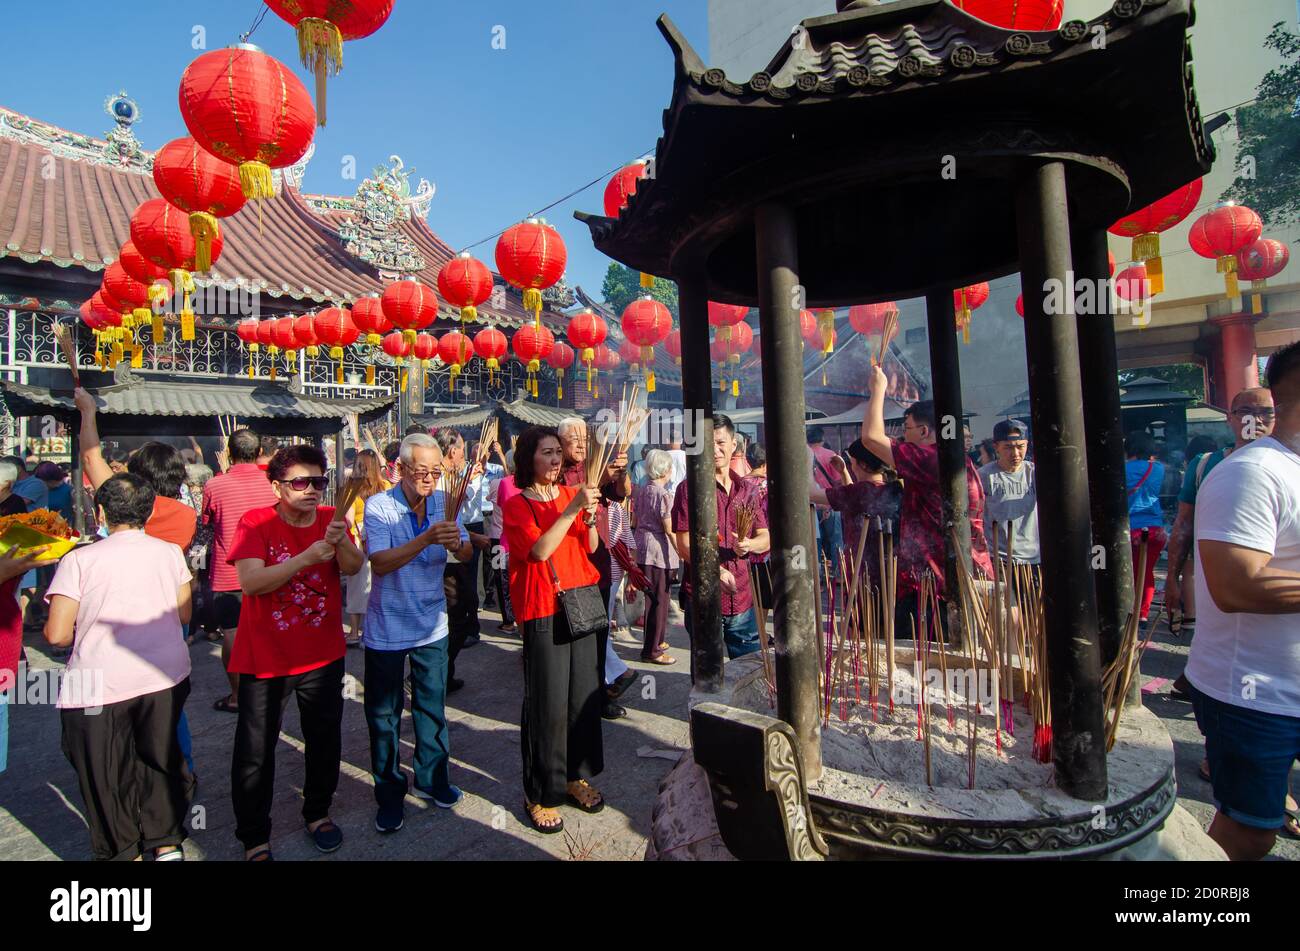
[1250,279,1266,315]
[523,288,543,329]
[366,364,376,386]
[818,309,835,355]
[1217,255,1240,300]
[267,345,279,380]
[335,362,344,385]
[189,212,219,273]
[732,379,739,397]
[488,358,499,386]
[460,305,478,325]
[131,344,144,369]
[640,272,654,289]
[296,17,343,128]
[400,366,409,393]
[247,341,259,378]
[556,370,564,401]
[402,328,417,349]
[238,161,276,201]
[286,350,297,372]
[1132,234,1165,296]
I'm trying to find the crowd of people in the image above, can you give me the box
[0,339,1296,861]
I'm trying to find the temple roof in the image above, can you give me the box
[415,396,583,432]
[577,0,1213,307]
[0,106,566,331]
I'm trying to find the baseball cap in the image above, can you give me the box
[992,419,1029,442]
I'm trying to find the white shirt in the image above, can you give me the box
[667,449,687,500]
[458,461,504,525]
[1185,436,1300,717]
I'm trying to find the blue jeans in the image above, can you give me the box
[680,591,760,659]
[364,640,453,809]
[0,692,9,774]
[1189,683,1300,830]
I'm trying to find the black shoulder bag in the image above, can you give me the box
[527,495,607,639]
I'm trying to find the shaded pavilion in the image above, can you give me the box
[578,0,1213,802]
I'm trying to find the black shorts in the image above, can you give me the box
[213,591,244,631]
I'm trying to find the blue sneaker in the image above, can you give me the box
[306,819,343,853]
[375,804,404,834]
[414,784,463,809]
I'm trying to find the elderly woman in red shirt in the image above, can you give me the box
[502,426,604,835]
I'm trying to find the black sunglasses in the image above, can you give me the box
[277,476,330,492]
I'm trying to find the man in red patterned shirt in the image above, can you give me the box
[860,365,992,642]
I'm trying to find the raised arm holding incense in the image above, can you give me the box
[860,365,894,469]
[73,387,114,491]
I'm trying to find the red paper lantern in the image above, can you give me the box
[664,329,682,366]
[474,326,508,384]
[119,240,169,285]
[594,343,620,372]
[1189,203,1263,300]
[103,263,156,329]
[848,302,898,336]
[798,309,818,348]
[707,302,748,327]
[381,331,412,362]
[548,339,575,401]
[437,253,494,329]
[129,198,220,341]
[951,0,1063,29]
[79,300,111,367]
[1109,178,1203,295]
[1235,237,1289,314]
[513,324,554,398]
[619,337,643,369]
[567,308,608,391]
[438,331,473,388]
[622,296,672,392]
[604,161,649,218]
[1114,264,1153,328]
[152,136,246,272]
[263,0,393,126]
[234,318,261,377]
[271,316,302,372]
[351,295,391,347]
[293,313,320,359]
[381,279,439,347]
[178,46,316,200]
[1015,294,1024,319]
[953,283,990,343]
[313,306,356,384]
[412,332,439,366]
[495,219,566,326]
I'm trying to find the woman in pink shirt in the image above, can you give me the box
[46,473,194,862]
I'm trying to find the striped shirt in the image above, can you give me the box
[202,463,278,592]
[363,484,469,652]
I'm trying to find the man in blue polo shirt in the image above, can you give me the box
[364,433,472,834]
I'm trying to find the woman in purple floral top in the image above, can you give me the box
[632,450,678,664]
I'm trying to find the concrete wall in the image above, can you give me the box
[706,0,1300,435]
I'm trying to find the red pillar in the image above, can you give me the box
[1211,313,1262,407]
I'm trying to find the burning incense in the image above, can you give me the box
[874,308,899,368]
[52,322,80,388]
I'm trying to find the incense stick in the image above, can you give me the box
[52,322,80,387]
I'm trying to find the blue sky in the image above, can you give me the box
[3,0,709,299]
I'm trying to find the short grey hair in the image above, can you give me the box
[557,416,586,438]
[0,461,16,488]
[645,449,673,481]
[400,433,440,466]
[185,463,213,487]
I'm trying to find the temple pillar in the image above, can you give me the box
[924,287,970,648]
[1073,225,1136,671]
[1212,313,1262,406]
[676,269,724,691]
[1015,161,1107,802]
[755,202,821,780]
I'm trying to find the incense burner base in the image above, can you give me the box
[659,653,1224,861]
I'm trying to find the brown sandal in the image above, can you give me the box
[525,801,564,834]
[566,780,605,814]
[645,654,676,665]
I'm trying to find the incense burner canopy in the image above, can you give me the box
[576,0,1212,309]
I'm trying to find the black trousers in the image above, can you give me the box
[489,538,515,625]
[447,520,484,680]
[61,678,192,861]
[231,657,344,850]
[521,610,604,807]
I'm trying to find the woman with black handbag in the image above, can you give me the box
[502,426,606,834]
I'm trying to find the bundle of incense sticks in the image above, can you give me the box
[1102,528,1162,751]
[734,498,758,549]
[1011,561,1052,762]
[52,322,81,387]
[827,525,871,721]
[875,308,900,367]
[333,475,364,523]
[750,562,775,702]
[444,416,500,521]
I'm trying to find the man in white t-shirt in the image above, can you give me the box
[1186,340,1300,860]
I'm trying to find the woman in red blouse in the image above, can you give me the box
[502,426,603,834]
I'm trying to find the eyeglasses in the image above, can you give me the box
[277,476,330,492]
[1231,409,1275,419]
[405,469,440,482]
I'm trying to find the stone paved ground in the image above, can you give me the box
[0,604,693,862]
[2,594,1295,861]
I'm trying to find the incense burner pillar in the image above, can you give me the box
[1073,224,1136,670]
[677,269,725,691]
[1015,161,1108,801]
[923,287,971,647]
[755,202,821,781]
